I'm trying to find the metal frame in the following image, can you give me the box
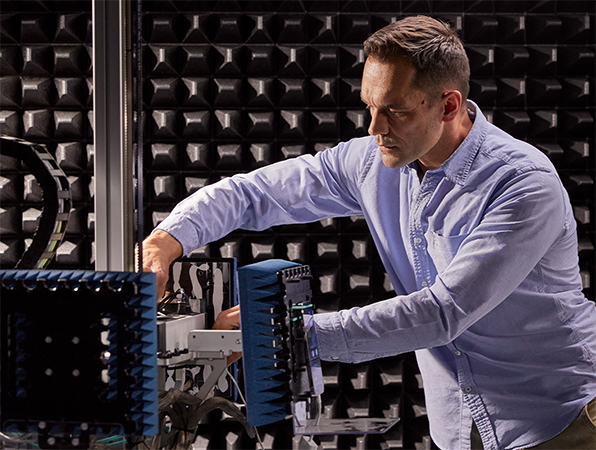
[92,0,134,271]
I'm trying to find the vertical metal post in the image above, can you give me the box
[93,0,134,271]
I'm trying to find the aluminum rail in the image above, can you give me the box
[92,0,134,271]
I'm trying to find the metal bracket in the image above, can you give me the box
[187,330,242,401]
[157,330,242,401]
[187,330,243,355]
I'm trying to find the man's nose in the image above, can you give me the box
[368,109,389,136]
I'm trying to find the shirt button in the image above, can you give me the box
[332,355,339,360]
[455,350,462,356]
[414,237,422,244]
[421,281,428,288]
[465,387,472,393]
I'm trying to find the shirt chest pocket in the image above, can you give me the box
[427,230,471,274]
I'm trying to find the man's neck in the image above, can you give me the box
[417,108,474,180]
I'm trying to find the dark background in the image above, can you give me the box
[0,1,594,448]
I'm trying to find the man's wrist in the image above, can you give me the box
[147,229,183,261]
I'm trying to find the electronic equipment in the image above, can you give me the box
[238,260,324,428]
[237,259,398,436]
[0,259,398,449]
[156,258,238,399]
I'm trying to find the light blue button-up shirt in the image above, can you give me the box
[157,102,596,450]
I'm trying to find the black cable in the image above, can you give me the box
[157,288,190,314]
[157,290,180,313]
[0,136,71,269]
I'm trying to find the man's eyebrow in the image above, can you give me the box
[360,100,408,111]
[385,103,407,110]
[359,94,410,111]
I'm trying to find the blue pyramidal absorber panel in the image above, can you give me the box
[238,259,323,428]
[0,270,159,439]
[238,259,301,427]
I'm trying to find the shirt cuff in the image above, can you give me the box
[156,214,199,257]
[313,311,352,363]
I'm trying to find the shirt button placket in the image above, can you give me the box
[411,183,432,293]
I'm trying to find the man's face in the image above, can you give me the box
[361,57,445,170]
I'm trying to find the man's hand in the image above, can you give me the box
[141,229,183,299]
[213,305,242,365]
[213,304,240,329]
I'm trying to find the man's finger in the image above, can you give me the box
[213,305,241,330]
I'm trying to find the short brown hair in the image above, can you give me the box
[363,16,470,102]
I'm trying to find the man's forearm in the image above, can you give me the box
[142,229,183,298]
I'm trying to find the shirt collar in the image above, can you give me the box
[407,100,488,186]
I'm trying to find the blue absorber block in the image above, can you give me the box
[0,270,159,437]
[238,259,300,427]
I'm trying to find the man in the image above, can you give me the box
[143,16,596,450]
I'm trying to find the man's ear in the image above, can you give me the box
[442,90,463,122]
